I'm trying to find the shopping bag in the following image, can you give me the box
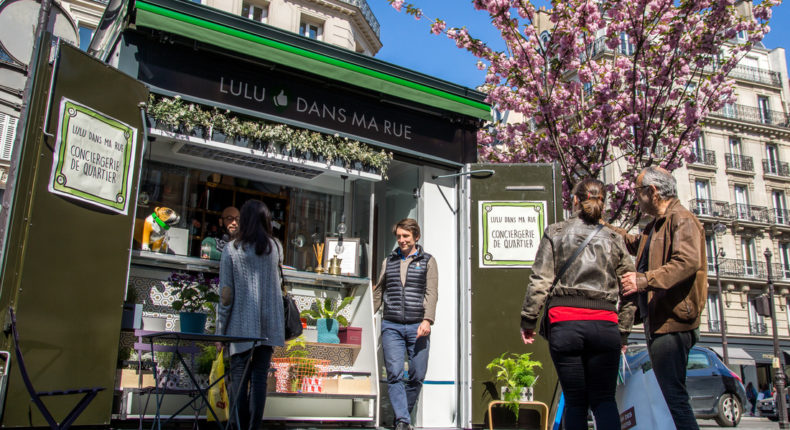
[207,349,230,422]
[616,355,675,430]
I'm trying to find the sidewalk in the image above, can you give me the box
[699,415,776,428]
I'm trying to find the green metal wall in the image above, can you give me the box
[0,42,148,426]
[469,163,563,426]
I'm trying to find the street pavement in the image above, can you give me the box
[699,415,777,428]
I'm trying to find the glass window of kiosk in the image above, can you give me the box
[135,159,372,277]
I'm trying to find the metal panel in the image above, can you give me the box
[466,163,562,426]
[0,42,148,426]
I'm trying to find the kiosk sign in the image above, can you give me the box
[479,201,546,268]
[48,98,137,214]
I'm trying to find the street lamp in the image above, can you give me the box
[765,247,789,429]
[712,222,728,366]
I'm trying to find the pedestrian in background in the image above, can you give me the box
[373,218,438,430]
[521,177,636,430]
[608,166,708,430]
[746,382,757,416]
[216,200,284,430]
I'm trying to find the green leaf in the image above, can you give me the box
[323,298,334,314]
[336,296,354,312]
[336,315,349,327]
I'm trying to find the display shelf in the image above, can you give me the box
[272,341,362,365]
[267,392,376,399]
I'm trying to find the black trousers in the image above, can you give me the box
[549,320,622,430]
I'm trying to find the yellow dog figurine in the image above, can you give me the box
[140,207,181,253]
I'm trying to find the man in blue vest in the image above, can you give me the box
[373,218,438,430]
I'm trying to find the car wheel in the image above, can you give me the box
[714,393,742,427]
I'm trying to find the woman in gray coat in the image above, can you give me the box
[216,199,284,430]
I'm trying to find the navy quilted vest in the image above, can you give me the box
[382,246,432,324]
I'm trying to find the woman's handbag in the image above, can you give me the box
[538,224,604,340]
[277,243,303,341]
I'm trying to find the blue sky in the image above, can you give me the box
[367,1,790,90]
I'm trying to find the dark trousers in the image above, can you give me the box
[549,320,622,430]
[647,329,699,430]
[229,345,274,430]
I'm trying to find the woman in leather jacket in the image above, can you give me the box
[520,177,636,430]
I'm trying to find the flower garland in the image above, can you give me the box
[146,95,393,178]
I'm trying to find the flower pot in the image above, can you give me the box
[316,318,340,344]
[211,130,227,143]
[191,125,208,139]
[179,312,207,334]
[500,385,534,402]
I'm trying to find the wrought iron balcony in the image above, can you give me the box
[725,153,754,171]
[708,320,722,333]
[750,322,768,335]
[763,159,790,177]
[728,64,783,86]
[719,258,767,278]
[712,104,790,128]
[771,208,790,226]
[689,199,732,218]
[731,203,770,223]
[691,149,716,166]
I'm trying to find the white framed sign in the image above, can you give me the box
[478,201,546,268]
[48,98,137,214]
[324,237,360,277]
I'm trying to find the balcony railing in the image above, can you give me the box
[732,203,771,223]
[763,159,790,177]
[772,208,790,226]
[719,258,766,278]
[690,199,732,218]
[712,104,790,128]
[708,320,722,333]
[750,322,768,335]
[691,149,716,166]
[728,64,783,86]
[725,153,754,171]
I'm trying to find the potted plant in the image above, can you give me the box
[300,297,353,344]
[168,272,220,334]
[486,352,542,418]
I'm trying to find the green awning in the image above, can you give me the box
[134,1,491,120]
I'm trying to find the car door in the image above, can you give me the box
[686,348,725,414]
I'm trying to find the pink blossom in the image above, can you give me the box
[431,19,446,35]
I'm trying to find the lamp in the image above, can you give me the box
[335,175,348,256]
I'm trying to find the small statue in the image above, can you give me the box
[140,207,181,253]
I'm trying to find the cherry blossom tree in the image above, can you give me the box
[387,0,780,225]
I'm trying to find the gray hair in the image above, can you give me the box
[641,166,677,199]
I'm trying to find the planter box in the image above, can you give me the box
[338,326,362,345]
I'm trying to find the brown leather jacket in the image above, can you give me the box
[521,216,637,341]
[609,198,708,335]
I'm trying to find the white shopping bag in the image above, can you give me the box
[616,355,675,430]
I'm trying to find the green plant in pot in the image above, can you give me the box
[169,272,220,334]
[486,352,542,418]
[300,297,353,344]
[284,336,318,392]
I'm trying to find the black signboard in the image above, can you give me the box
[128,34,480,165]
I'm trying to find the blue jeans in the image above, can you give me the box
[549,320,622,430]
[229,345,273,430]
[381,319,430,424]
[647,329,699,430]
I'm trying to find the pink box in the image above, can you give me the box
[338,326,362,345]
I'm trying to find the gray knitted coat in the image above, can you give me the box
[216,239,284,356]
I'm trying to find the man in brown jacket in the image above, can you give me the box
[612,166,707,430]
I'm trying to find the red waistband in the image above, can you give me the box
[548,306,618,324]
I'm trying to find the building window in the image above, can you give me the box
[619,32,634,56]
[694,180,711,215]
[707,293,721,332]
[774,191,788,226]
[242,2,268,23]
[766,143,780,174]
[705,234,716,273]
[742,236,758,277]
[692,133,705,160]
[299,21,323,40]
[780,243,790,280]
[758,96,772,124]
[737,29,747,41]
[78,25,94,52]
[734,185,749,221]
[748,297,767,334]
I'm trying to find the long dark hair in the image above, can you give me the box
[234,200,274,255]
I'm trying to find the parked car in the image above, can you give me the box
[757,392,790,421]
[625,345,746,427]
